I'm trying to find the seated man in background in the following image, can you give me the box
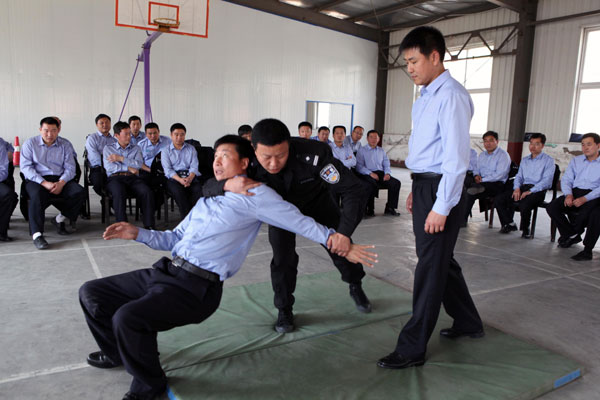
[571,205,600,261]
[0,140,18,242]
[298,121,313,139]
[547,132,600,248]
[162,123,203,219]
[356,129,401,217]
[344,125,364,154]
[238,124,252,141]
[128,115,145,146]
[80,134,377,400]
[330,125,356,170]
[312,126,332,144]
[137,122,171,173]
[85,113,116,196]
[464,130,511,223]
[104,121,155,229]
[494,133,554,237]
[21,117,85,249]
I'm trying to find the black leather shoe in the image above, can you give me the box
[558,235,582,248]
[365,209,375,217]
[571,250,592,261]
[0,234,13,242]
[377,352,425,369]
[87,351,121,369]
[33,236,49,250]
[499,224,517,234]
[439,327,485,339]
[384,207,400,216]
[51,218,69,235]
[349,283,371,313]
[521,228,531,239]
[275,310,294,333]
[122,391,163,400]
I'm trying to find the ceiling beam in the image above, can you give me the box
[312,0,351,13]
[383,3,498,31]
[222,0,381,42]
[486,0,524,13]
[348,0,432,23]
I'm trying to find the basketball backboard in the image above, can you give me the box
[115,0,209,38]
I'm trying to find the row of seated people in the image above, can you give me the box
[0,115,212,250]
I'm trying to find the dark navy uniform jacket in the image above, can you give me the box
[203,138,367,237]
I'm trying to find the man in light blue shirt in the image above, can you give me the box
[128,115,146,146]
[344,126,364,154]
[494,133,555,237]
[22,117,85,249]
[298,121,313,139]
[464,130,511,223]
[104,121,155,229]
[85,113,116,196]
[311,126,332,144]
[547,133,600,249]
[137,123,171,169]
[377,26,483,371]
[79,134,376,400]
[330,125,356,170]
[161,123,203,219]
[0,140,18,242]
[356,130,401,216]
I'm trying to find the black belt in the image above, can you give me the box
[176,170,190,178]
[171,256,221,283]
[111,172,134,177]
[411,172,442,180]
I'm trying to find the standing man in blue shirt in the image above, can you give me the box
[344,126,364,155]
[330,125,356,170]
[0,140,17,242]
[128,115,146,146]
[85,114,116,196]
[494,133,555,237]
[21,117,86,249]
[547,133,600,248]
[356,129,401,216]
[104,121,155,229]
[79,135,377,400]
[377,26,483,370]
[162,123,203,219]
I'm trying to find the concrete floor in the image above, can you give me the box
[0,167,598,400]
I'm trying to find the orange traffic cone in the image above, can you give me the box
[13,136,20,166]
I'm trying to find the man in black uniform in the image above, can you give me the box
[203,118,371,333]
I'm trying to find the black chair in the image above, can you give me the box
[528,164,561,241]
[482,161,519,228]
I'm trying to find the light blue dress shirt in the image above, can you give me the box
[135,184,334,281]
[103,142,143,177]
[468,149,478,172]
[130,131,146,146]
[343,135,362,153]
[138,135,171,167]
[513,152,554,192]
[21,136,77,184]
[0,144,8,182]
[161,142,200,179]
[356,145,391,176]
[475,147,511,183]
[561,154,600,201]
[405,70,473,216]
[0,137,14,153]
[310,136,332,144]
[329,142,356,169]
[85,131,117,167]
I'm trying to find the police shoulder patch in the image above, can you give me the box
[319,163,340,184]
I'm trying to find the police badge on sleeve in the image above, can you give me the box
[320,163,340,184]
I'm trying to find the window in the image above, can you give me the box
[306,101,354,132]
[573,27,600,134]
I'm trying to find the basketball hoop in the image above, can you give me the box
[153,17,180,32]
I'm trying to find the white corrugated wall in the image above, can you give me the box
[0,0,378,159]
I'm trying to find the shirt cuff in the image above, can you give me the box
[432,200,451,217]
[135,228,150,244]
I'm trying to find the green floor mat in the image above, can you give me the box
[158,272,582,399]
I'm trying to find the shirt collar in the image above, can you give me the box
[37,135,58,147]
[420,70,450,97]
[170,142,186,151]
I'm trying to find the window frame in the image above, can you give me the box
[571,26,600,135]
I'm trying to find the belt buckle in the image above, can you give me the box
[172,256,184,268]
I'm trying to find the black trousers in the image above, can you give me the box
[89,167,105,197]
[494,184,546,229]
[79,257,223,397]
[107,175,155,227]
[24,177,85,235]
[395,176,482,359]
[546,188,599,238]
[0,181,18,236]
[268,190,365,312]
[464,181,506,222]
[166,178,204,219]
[583,206,600,251]
[361,170,401,211]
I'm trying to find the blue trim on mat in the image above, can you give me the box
[167,386,178,400]
[553,369,582,389]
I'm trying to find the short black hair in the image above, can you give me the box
[332,125,346,134]
[367,129,380,137]
[529,132,546,144]
[113,121,130,135]
[238,124,252,136]
[145,122,159,131]
[298,121,312,130]
[170,123,186,133]
[40,117,60,128]
[214,134,254,161]
[483,130,499,141]
[318,126,330,133]
[399,26,446,59]
[582,132,600,144]
[252,119,291,147]
[128,115,141,124]
[353,125,363,131]
[95,113,111,124]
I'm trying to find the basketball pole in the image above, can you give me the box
[141,31,162,125]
